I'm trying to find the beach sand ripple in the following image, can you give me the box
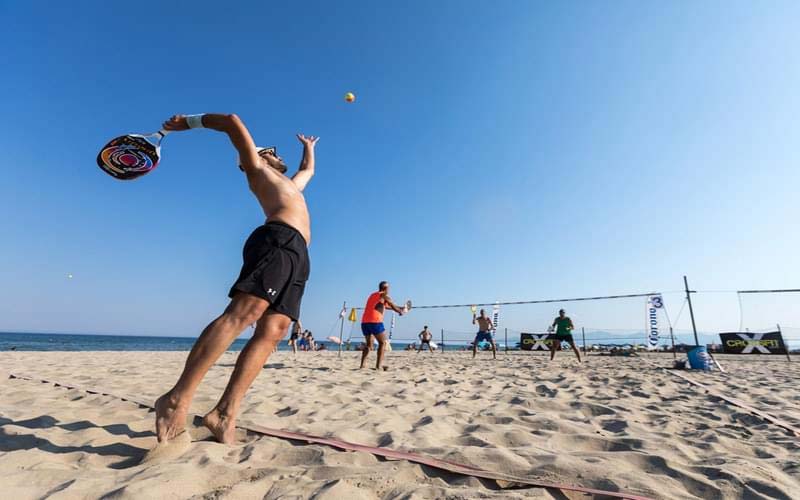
[1,351,798,499]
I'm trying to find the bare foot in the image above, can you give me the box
[155,392,188,443]
[203,408,237,445]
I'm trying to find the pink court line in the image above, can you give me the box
[6,372,653,500]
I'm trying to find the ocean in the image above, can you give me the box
[0,331,422,352]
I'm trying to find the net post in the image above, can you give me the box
[504,328,508,352]
[684,276,700,346]
[338,301,345,357]
[581,327,586,355]
[441,328,444,353]
[778,324,791,362]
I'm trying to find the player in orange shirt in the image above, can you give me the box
[360,281,406,370]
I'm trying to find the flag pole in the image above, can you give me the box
[338,301,345,357]
[670,327,676,359]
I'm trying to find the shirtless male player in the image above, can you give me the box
[154,113,318,444]
[360,281,406,370]
[472,309,497,359]
[418,325,434,353]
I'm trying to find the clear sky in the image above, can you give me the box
[1,1,798,342]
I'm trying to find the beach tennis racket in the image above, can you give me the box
[97,129,171,180]
[402,300,412,314]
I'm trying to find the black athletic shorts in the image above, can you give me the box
[555,333,574,343]
[229,221,310,321]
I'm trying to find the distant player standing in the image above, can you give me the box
[472,309,497,359]
[550,309,581,362]
[288,320,302,355]
[418,325,434,353]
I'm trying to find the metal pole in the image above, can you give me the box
[504,328,508,352]
[684,276,700,346]
[337,301,346,357]
[670,326,676,359]
[778,324,791,362]
[582,327,586,355]
[441,328,444,353]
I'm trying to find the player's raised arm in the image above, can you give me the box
[292,134,319,191]
[162,113,261,173]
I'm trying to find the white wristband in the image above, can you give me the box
[186,114,205,129]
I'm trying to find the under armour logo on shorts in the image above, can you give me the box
[267,288,277,297]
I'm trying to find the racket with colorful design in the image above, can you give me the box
[96,129,171,180]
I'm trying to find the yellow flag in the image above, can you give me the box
[348,308,357,322]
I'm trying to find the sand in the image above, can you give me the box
[1,350,798,499]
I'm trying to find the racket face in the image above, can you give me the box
[97,134,161,180]
[405,300,413,312]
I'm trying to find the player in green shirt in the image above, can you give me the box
[550,309,581,362]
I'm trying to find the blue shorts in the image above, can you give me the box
[362,322,385,336]
[474,331,493,343]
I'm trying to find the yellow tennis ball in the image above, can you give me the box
[345,92,355,103]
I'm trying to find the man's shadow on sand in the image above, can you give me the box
[0,415,152,469]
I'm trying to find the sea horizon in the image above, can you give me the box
[3,329,785,352]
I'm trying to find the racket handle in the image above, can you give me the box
[158,129,172,137]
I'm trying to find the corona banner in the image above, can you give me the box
[646,295,663,350]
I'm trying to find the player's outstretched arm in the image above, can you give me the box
[384,295,405,315]
[162,114,261,173]
[292,134,319,191]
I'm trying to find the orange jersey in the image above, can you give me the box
[361,291,385,323]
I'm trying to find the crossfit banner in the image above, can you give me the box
[492,303,500,331]
[646,295,663,351]
[520,333,556,351]
[719,331,787,355]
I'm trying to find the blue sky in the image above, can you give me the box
[1,1,798,342]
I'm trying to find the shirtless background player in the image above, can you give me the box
[472,309,497,359]
[418,325,434,353]
[154,113,318,444]
[360,281,405,370]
